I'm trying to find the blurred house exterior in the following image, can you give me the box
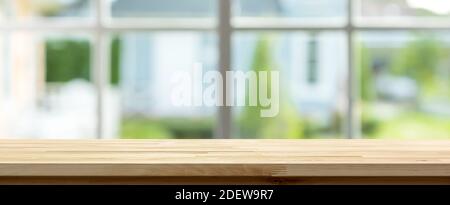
[110,0,347,136]
[360,0,450,17]
[361,0,414,17]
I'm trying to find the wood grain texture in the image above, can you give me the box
[0,140,450,178]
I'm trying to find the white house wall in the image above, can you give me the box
[120,33,215,118]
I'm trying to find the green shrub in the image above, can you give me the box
[45,39,90,82]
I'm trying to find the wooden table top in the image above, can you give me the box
[0,139,449,177]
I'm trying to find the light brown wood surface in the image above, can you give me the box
[0,139,450,179]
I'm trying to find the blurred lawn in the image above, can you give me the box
[372,112,450,139]
[120,112,450,139]
[363,103,450,139]
[120,118,214,139]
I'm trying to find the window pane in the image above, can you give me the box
[355,0,450,26]
[357,31,450,139]
[0,35,6,135]
[106,32,217,139]
[233,32,347,139]
[0,32,97,139]
[0,0,5,21]
[11,0,93,21]
[109,0,217,18]
[233,0,347,25]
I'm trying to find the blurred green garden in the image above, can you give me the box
[359,33,450,139]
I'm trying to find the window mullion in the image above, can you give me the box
[347,0,357,139]
[93,0,107,139]
[217,0,232,139]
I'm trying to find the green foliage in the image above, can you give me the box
[238,35,273,138]
[32,1,64,17]
[360,103,380,138]
[45,39,90,82]
[357,43,376,101]
[110,37,121,85]
[238,35,303,139]
[121,118,214,139]
[360,34,450,138]
[158,118,214,139]
[391,35,444,96]
[259,100,304,139]
[45,36,121,84]
[121,118,173,139]
[357,43,383,137]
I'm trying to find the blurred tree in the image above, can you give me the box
[357,43,376,102]
[359,35,450,138]
[392,35,444,97]
[46,36,121,84]
[238,35,303,139]
[356,42,381,137]
[238,35,272,138]
[30,0,64,16]
[28,0,88,17]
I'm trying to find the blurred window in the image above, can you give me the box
[110,0,216,18]
[307,34,319,85]
[355,0,450,26]
[11,0,93,21]
[0,0,449,139]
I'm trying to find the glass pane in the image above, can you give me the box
[233,32,347,139]
[0,32,97,139]
[355,0,450,25]
[233,0,347,25]
[106,32,217,139]
[357,31,450,139]
[0,0,5,21]
[0,35,6,135]
[11,0,93,21]
[109,0,217,18]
